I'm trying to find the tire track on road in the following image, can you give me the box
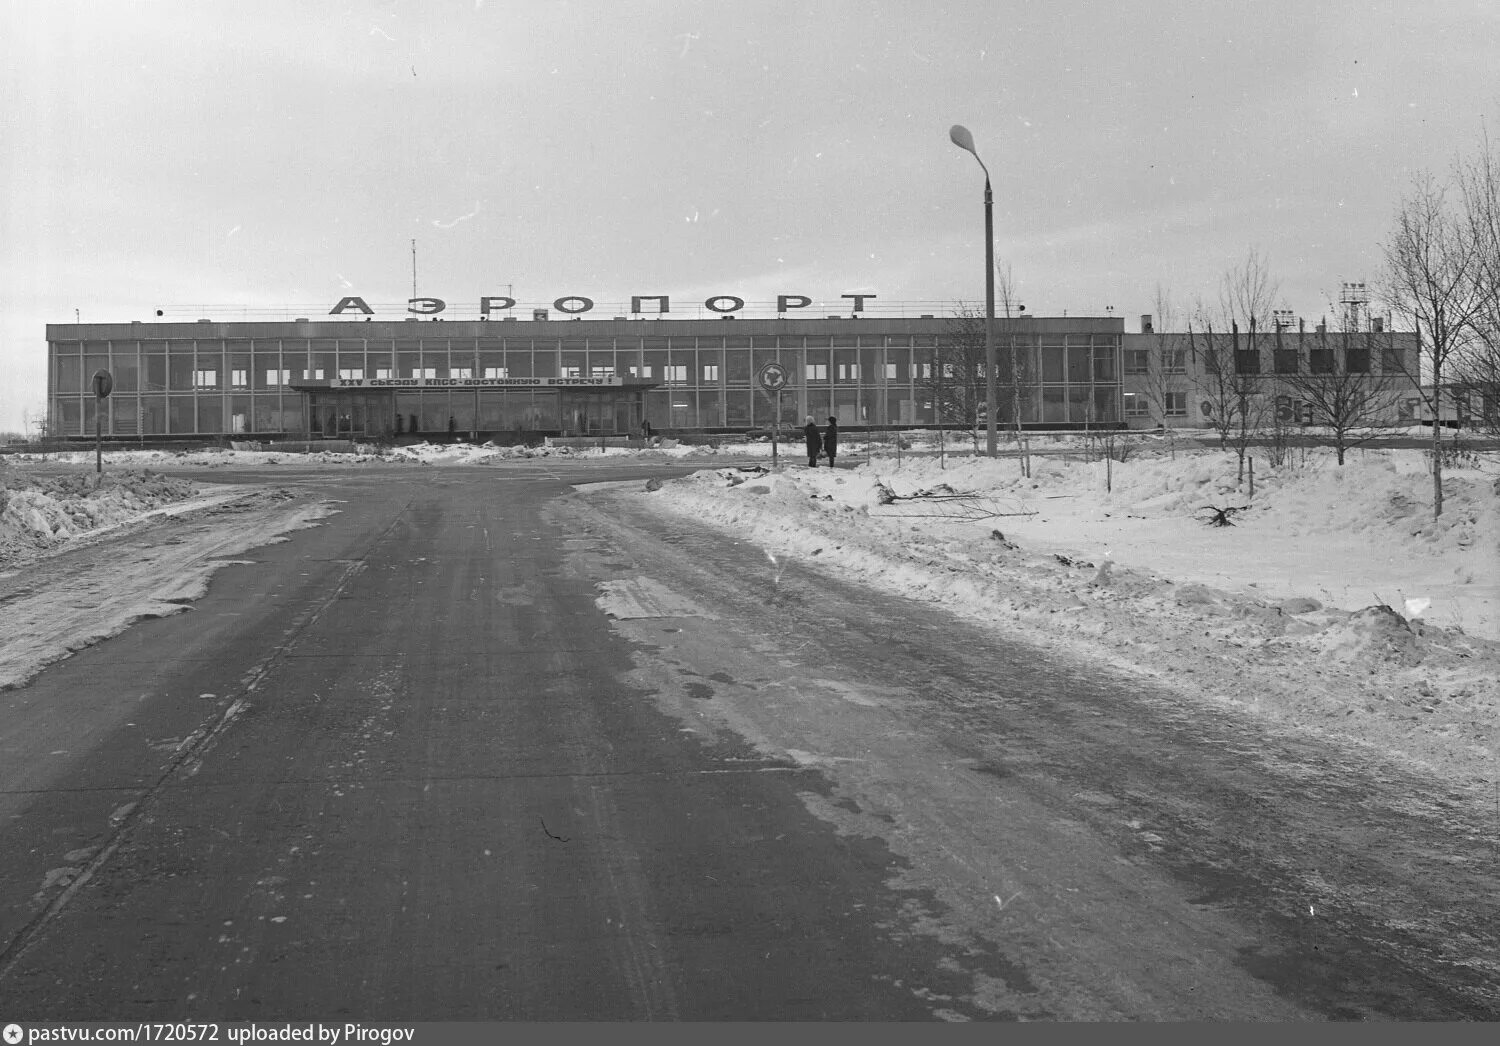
[0,499,417,978]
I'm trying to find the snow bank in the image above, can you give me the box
[631,447,1500,786]
[0,466,200,564]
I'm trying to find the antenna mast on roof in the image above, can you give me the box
[1339,281,1369,331]
[411,239,418,300]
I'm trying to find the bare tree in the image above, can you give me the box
[1189,251,1284,473]
[925,295,1035,460]
[1453,129,1500,434]
[1380,170,1487,517]
[1262,322,1301,466]
[1188,310,1272,483]
[1277,323,1402,464]
[1138,286,1190,453]
[995,260,1021,320]
[924,305,989,446]
[1219,246,1281,332]
[22,406,51,442]
[1186,315,1234,448]
[995,261,1035,476]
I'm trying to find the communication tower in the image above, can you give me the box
[1339,281,1369,331]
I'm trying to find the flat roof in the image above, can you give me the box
[47,314,1126,340]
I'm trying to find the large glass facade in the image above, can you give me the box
[46,318,1125,437]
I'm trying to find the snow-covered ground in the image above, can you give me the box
[0,464,337,691]
[3,434,1497,789]
[611,437,1499,791]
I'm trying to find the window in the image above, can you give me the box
[1345,347,1370,374]
[805,363,828,380]
[702,364,720,381]
[451,367,472,379]
[1122,392,1149,417]
[591,366,614,379]
[1125,349,1150,374]
[1067,347,1091,383]
[1274,349,1298,375]
[1309,349,1334,374]
[1163,350,1186,374]
[193,370,218,388]
[267,369,292,386]
[664,365,687,382]
[230,369,249,388]
[1164,391,1188,417]
[915,363,932,379]
[375,368,393,379]
[1042,386,1067,423]
[483,367,508,379]
[561,366,582,378]
[338,368,364,380]
[1042,347,1065,382]
[837,363,860,380]
[629,365,653,379]
[885,363,899,379]
[1234,350,1260,375]
[1093,348,1116,381]
[1382,342,1406,374]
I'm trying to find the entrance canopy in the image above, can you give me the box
[290,375,659,439]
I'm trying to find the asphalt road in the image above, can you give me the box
[0,459,1496,1021]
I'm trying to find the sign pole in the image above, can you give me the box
[91,369,114,476]
[773,390,780,467]
[757,361,789,472]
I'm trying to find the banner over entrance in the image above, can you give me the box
[293,376,628,390]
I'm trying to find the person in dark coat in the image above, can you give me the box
[803,415,822,467]
[824,416,838,468]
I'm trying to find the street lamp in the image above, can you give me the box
[949,124,998,457]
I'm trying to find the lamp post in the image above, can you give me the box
[949,124,998,457]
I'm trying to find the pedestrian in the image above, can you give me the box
[803,415,822,467]
[824,415,838,468]
[448,415,457,442]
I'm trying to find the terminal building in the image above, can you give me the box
[44,312,1127,442]
[44,306,1420,441]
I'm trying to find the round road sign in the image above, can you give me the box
[92,369,114,399]
[758,362,789,392]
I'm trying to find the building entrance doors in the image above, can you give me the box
[306,392,397,440]
[560,390,641,436]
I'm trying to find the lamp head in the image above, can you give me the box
[949,124,977,156]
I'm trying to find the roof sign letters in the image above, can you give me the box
[328,293,877,318]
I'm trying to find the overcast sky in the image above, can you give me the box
[3,0,1497,432]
